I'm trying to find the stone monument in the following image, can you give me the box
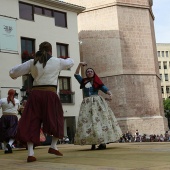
[66,0,168,134]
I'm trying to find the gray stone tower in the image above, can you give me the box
[67,0,168,134]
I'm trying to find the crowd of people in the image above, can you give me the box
[119,130,170,143]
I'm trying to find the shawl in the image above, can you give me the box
[80,68,104,89]
[7,89,16,106]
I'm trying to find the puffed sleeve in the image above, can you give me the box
[59,58,74,70]
[9,59,33,79]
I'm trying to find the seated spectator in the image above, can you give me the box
[145,135,150,142]
[141,134,146,142]
[156,135,160,142]
[135,130,141,142]
[65,136,70,144]
[160,134,164,142]
[125,131,132,142]
[18,100,27,117]
[164,131,169,142]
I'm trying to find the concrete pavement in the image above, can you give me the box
[0,142,170,170]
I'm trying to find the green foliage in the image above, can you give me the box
[164,98,170,110]
[163,98,170,129]
[163,98,170,117]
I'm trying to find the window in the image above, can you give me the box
[161,86,164,94]
[59,77,74,103]
[157,51,160,57]
[54,11,67,27]
[159,62,161,69]
[34,6,53,17]
[163,62,167,69]
[44,8,53,17]
[57,43,68,58]
[59,77,70,91]
[160,74,162,81]
[22,74,34,95]
[162,51,164,57]
[21,38,35,63]
[166,51,169,57]
[166,86,170,93]
[21,38,35,94]
[19,2,67,27]
[165,74,169,81]
[19,2,34,20]
[34,6,43,15]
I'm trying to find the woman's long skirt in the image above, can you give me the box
[74,95,122,145]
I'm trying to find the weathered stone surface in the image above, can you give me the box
[67,0,150,8]
[66,0,168,134]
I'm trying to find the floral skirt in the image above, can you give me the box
[74,95,122,145]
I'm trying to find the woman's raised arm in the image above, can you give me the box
[75,62,87,74]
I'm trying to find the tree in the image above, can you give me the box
[163,98,170,129]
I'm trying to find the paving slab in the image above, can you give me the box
[0,142,170,170]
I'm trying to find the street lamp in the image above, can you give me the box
[20,86,26,100]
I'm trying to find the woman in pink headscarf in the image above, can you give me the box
[0,89,20,154]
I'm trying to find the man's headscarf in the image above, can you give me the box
[7,89,16,106]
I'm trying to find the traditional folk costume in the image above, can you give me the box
[0,89,20,153]
[74,72,122,146]
[9,56,74,161]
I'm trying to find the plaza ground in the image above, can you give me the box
[0,142,170,170]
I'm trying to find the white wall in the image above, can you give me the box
[0,0,83,119]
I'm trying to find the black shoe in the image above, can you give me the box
[4,150,12,154]
[4,144,12,154]
[91,145,96,150]
[97,144,106,150]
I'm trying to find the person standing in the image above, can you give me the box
[0,89,20,154]
[17,99,27,117]
[74,62,122,150]
[9,41,74,162]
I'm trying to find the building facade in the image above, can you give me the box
[66,0,168,134]
[0,0,85,142]
[157,43,170,100]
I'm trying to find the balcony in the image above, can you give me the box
[59,90,75,104]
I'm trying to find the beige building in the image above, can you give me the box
[157,43,170,100]
[66,0,168,134]
[0,0,85,141]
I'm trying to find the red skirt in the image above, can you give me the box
[16,89,64,145]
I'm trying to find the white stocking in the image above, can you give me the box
[3,142,7,151]
[50,136,58,150]
[8,138,15,146]
[27,142,34,156]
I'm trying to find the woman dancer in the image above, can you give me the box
[0,89,20,153]
[74,62,122,150]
